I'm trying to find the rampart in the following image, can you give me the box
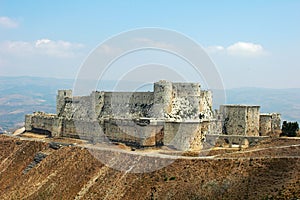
[25,80,281,151]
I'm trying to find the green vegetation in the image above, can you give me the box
[281,121,299,137]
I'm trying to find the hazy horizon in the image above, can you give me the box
[1,1,300,89]
[2,75,300,90]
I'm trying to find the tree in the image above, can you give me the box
[281,121,299,137]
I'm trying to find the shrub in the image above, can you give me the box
[281,121,299,137]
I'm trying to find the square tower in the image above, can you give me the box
[259,113,281,136]
[56,89,72,115]
[220,105,260,136]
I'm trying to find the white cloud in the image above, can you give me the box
[206,42,268,57]
[0,16,18,28]
[227,42,266,56]
[0,39,86,77]
[1,41,34,55]
[0,39,84,58]
[34,39,84,57]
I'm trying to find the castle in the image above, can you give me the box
[25,80,281,150]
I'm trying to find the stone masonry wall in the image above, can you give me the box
[56,90,72,115]
[25,114,32,131]
[25,112,61,137]
[167,82,201,120]
[152,80,173,119]
[259,114,272,136]
[220,105,260,136]
[200,91,213,120]
[59,91,154,120]
[259,113,281,136]
[221,105,247,135]
[104,119,164,147]
[246,106,260,136]
[101,92,154,118]
[26,81,278,150]
[155,81,213,121]
[164,121,203,151]
[58,81,213,122]
[271,113,281,132]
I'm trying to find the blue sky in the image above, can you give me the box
[0,0,300,88]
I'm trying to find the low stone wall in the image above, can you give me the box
[25,113,61,137]
[205,134,269,148]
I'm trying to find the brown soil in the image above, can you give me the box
[0,135,299,200]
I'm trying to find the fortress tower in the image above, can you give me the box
[220,105,260,136]
[152,80,173,119]
[56,89,72,115]
[200,90,213,119]
[259,113,281,136]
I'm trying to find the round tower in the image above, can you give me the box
[151,80,173,119]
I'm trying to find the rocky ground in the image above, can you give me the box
[0,134,299,200]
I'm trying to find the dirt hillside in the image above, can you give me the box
[0,135,299,200]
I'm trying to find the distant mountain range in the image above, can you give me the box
[0,76,299,131]
[225,87,300,123]
[0,76,73,131]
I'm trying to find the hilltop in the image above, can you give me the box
[0,134,299,199]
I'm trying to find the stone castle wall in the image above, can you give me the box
[58,91,155,119]
[25,113,62,137]
[26,80,215,150]
[271,113,281,131]
[104,119,164,147]
[56,90,72,115]
[164,121,203,151]
[25,80,281,150]
[259,113,281,136]
[220,105,260,136]
[102,92,154,118]
[56,80,212,121]
[259,114,272,136]
[200,91,213,119]
[246,106,260,136]
[152,80,173,118]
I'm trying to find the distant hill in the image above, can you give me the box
[0,76,72,131]
[225,88,300,122]
[0,76,299,131]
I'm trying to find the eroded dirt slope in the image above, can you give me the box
[0,135,299,200]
